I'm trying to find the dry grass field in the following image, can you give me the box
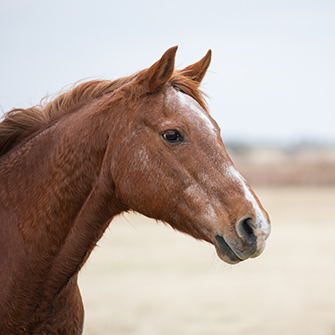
[229,145,335,186]
[79,186,335,335]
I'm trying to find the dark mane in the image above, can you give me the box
[0,71,208,157]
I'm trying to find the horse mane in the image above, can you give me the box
[0,71,208,157]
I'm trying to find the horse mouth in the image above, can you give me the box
[214,234,242,264]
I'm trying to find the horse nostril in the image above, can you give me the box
[236,217,256,244]
[242,217,254,236]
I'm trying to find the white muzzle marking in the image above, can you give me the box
[228,166,271,255]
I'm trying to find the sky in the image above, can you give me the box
[1,0,335,145]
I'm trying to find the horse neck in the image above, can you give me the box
[0,103,125,296]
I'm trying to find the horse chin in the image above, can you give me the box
[214,234,243,265]
[250,241,267,259]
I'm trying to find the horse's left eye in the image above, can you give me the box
[162,130,184,143]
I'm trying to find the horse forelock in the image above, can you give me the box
[169,73,209,115]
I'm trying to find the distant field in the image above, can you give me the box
[79,187,335,335]
[228,145,335,186]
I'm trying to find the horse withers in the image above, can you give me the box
[0,47,270,334]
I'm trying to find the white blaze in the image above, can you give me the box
[228,166,271,241]
[171,90,216,135]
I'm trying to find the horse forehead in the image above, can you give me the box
[165,89,216,134]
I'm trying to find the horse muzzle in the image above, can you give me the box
[214,216,271,264]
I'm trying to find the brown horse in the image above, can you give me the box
[0,47,270,334]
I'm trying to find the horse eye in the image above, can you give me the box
[162,130,184,143]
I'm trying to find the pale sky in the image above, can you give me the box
[1,0,334,145]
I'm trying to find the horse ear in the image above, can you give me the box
[146,46,178,93]
[179,50,212,85]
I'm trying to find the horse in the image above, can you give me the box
[0,46,271,334]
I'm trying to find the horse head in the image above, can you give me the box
[106,47,271,264]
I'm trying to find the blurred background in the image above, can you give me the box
[1,1,335,334]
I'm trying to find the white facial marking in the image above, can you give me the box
[184,184,216,222]
[170,90,216,135]
[134,147,150,169]
[228,166,271,242]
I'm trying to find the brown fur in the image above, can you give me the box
[0,47,269,334]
